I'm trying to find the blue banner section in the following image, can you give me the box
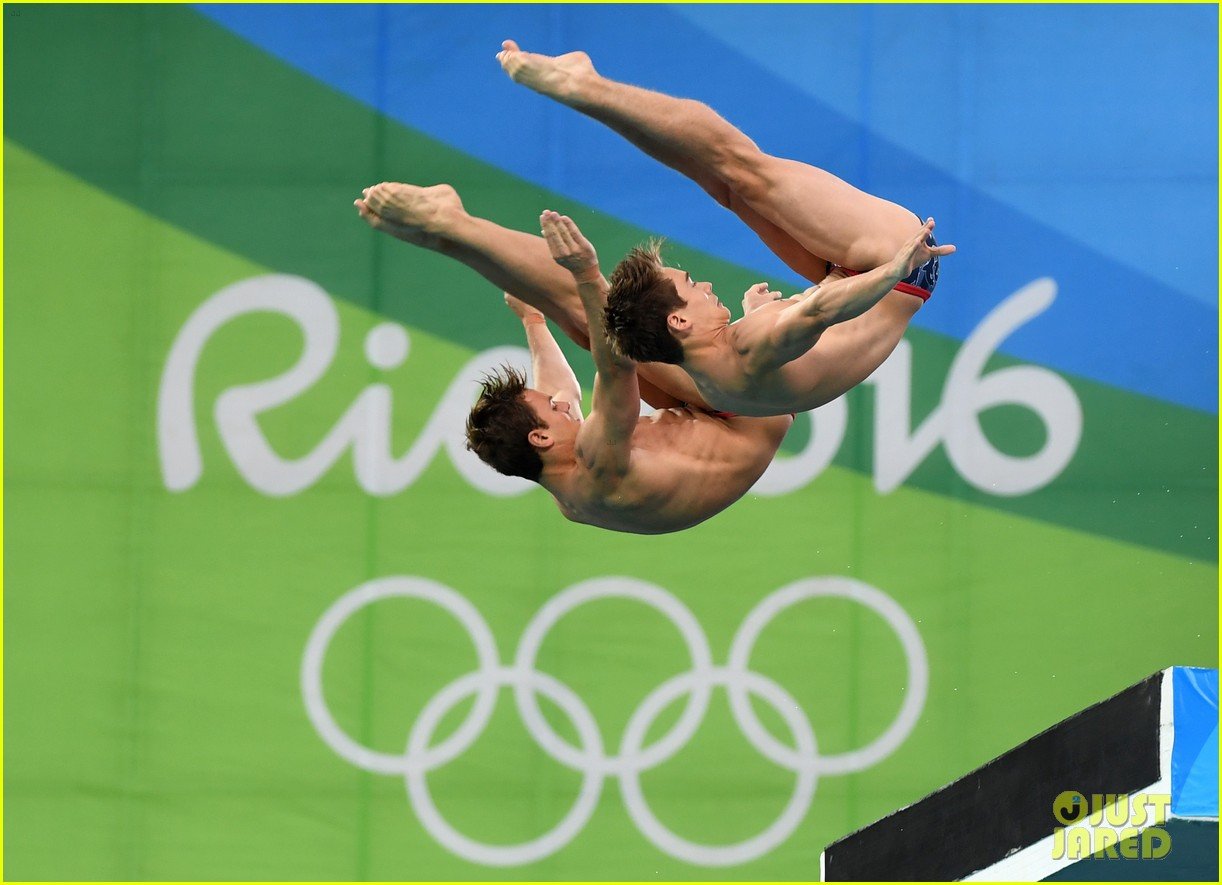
[1172,667,1219,818]
[198,3,1218,412]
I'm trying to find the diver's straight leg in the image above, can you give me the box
[356,183,707,408]
[499,42,922,271]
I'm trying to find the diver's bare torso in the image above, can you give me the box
[545,408,792,534]
[683,272,923,417]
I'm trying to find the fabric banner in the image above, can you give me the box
[4,4,1216,879]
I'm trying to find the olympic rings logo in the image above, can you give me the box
[301,576,928,867]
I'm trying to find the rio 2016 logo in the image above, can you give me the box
[157,274,1082,499]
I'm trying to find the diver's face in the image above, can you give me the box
[520,388,578,449]
[662,267,731,326]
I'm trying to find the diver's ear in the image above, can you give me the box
[667,311,689,333]
[528,428,552,450]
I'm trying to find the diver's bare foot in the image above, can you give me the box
[496,39,596,104]
[354,182,465,248]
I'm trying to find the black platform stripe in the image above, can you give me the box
[823,672,1163,881]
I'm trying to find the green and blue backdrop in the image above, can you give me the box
[4,3,1217,879]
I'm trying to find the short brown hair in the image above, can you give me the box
[465,366,545,481]
[605,240,686,365]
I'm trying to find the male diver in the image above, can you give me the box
[495,40,955,416]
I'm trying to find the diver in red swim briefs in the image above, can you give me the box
[357,40,954,420]
[494,40,955,417]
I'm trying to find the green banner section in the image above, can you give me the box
[4,140,1216,880]
[4,3,1216,561]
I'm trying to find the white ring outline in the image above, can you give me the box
[406,667,604,867]
[618,667,818,867]
[512,576,714,776]
[301,576,500,775]
[727,577,928,775]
